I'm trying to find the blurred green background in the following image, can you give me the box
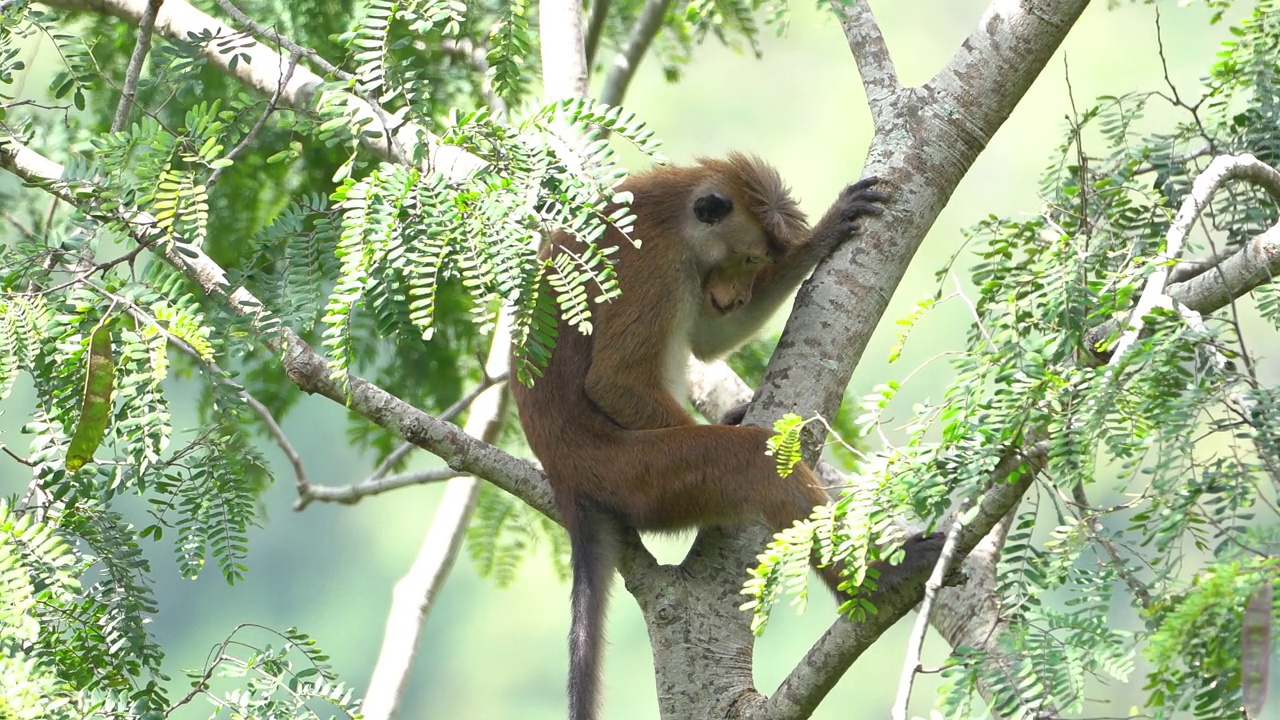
[0,1,1263,718]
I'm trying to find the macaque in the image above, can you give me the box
[511,154,940,720]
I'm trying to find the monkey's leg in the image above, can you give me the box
[597,424,946,600]
[602,424,827,530]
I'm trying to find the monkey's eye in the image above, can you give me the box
[745,255,769,266]
[693,193,733,224]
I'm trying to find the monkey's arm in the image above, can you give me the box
[691,178,885,359]
[584,291,697,431]
[585,355,696,430]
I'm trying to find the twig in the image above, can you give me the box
[891,498,973,720]
[297,468,462,506]
[829,0,899,121]
[207,49,300,187]
[598,0,670,106]
[1111,154,1280,363]
[584,0,610,68]
[1068,482,1153,609]
[295,372,508,509]
[13,245,146,298]
[1,446,32,466]
[213,0,353,81]
[111,0,163,133]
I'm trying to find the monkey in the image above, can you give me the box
[511,153,943,720]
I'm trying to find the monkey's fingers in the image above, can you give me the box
[845,199,887,216]
[846,176,880,192]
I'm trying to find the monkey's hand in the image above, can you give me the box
[872,531,965,597]
[832,176,887,239]
[719,402,750,426]
[809,176,888,252]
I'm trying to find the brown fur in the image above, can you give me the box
[511,154,909,720]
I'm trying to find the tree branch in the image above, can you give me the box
[110,0,162,133]
[761,443,1049,720]
[363,9,592,717]
[890,498,972,720]
[0,138,556,520]
[584,0,610,68]
[599,0,671,106]
[921,153,1280,714]
[829,0,899,121]
[295,372,508,509]
[1112,153,1280,360]
[1082,154,1280,364]
[362,319,514,720]
[43,0,485,179]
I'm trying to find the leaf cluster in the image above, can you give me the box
[745,5,1280,717]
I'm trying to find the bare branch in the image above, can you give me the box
[300,468,464,506]
[362,318,514,720]
[208,49,300,187]
[296,372,509,509]
[43,0,485,179]
[110,0,162,133]
[0,138,556,520]
[540,0,589,100]
[1167,223,1280,313]
[1112,154,1280,360]
[891,498,973,720]
[829,0,898,120]
[584,0,610,68]
[599,0,671,106]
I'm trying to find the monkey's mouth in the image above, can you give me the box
[704,297,732,317]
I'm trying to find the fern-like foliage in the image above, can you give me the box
[0,500,78,719]
[172,625,362,720]
[467,483,570,588]
[739,6,1280,718]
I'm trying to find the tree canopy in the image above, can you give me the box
[0,0,1278,719]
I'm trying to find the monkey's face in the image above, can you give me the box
[686,186,775,319]
[701,257,769,317]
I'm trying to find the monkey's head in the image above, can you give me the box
[688,191,772,318]
[683,154,807,318]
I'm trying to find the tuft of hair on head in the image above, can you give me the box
[701,153,810,254]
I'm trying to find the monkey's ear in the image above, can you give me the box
[693,193,733,224]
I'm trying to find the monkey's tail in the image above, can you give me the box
[565,500,616,720]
